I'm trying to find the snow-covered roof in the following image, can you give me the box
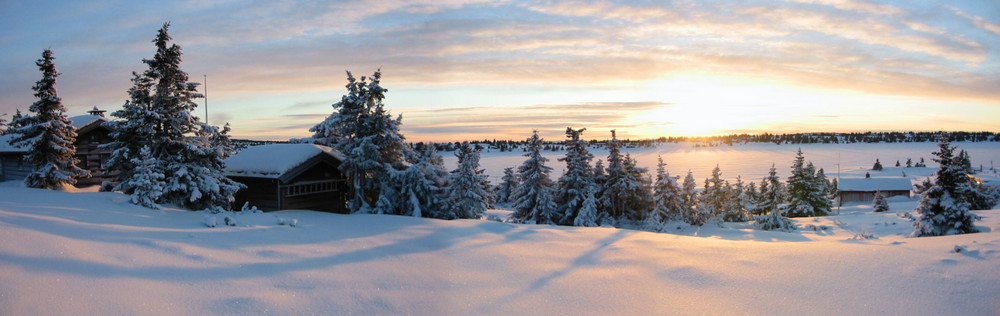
[69,114,108,131]
[838,177,913,192]
[224,143,345,179]
[0,134,27,153]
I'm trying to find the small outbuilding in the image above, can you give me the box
[0,107,115,186]
[837,177,913,206]
[225,143,348,213]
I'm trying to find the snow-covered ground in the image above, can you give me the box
[1,181,999,315]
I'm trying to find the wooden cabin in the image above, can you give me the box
[225,143,348,213]
[837,177,913,206]
[0,107,115,186]
[70,108,116,187]
[0,134,31,182]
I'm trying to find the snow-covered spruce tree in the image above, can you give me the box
[495,167,518,205]
[679,170,705,225]
[699,165,727,219]
[745,181,763,216]
[911,137,980,237]
[8,49,89,189]
[783,149,829,217]
[599,130,627,221]
[645,156,683,230]
[0,114,7,136]
[872,189,889,213]
[555,127,594,225]
[103,71,156,188]
[574,185,600,227]
[510,130,558,224]
[754,164,795,231]
[723,176,751,222]
[872,158,883,171]
[442,142,490,219]
[310,70,407,214]
[104,23,242,210]
[126,146,164,209]
[394,144,448,218]
[621,154,653,222]
[9,109,27,130]
[906,158,913,168]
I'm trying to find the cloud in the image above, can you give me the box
[786,0,904,16]
[947,5,1000,36]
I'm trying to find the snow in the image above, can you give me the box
[68,114,106,130]
[224,143,345,178]
[0,134,26,153]
[2,180,1000,315]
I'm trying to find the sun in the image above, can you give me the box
[635,74,831,137]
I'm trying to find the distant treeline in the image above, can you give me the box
[417,131,1000,152]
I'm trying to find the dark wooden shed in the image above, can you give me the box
[837,177,913,206]
[0,108,116,186]
[225,143,348,213]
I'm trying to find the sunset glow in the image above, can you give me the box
[1,0,998,142]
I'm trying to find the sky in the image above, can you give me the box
[1,0,999,142]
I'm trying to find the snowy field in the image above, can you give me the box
[2,182,1000,315]
[2,141,1000,315]
[448,141,1000,184]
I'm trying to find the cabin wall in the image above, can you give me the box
[230,176,280,211]
[74,128,115,187]
[0,154,31,182]
[283,164,348,213]
[839,190,911,205]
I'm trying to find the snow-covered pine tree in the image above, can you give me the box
[810,165,834,214]
[828,177,840,207]
[699,165,727,219]
[872,189,889,213]
[10,109,26,129]
[723,176,750,222]
[397,144,448,218]
[600,130,627,220]
[510,130,558,224]
[646,156,683,230]
[442,142,490,219]
[872,158,883,171]
[746,181,763,216]
[605,153,653,223]
[103,71,156,188]
[126,146,164,209]
[955,150,973,174]
[915,157,927,167]
[495,167,518,205]
[783,149,829,217]
[0,114,7,136]
[679,170,704,225]
[206,122,236,159]
[574,185,600,227]
[593,159,606,187]
[104,23,242,210]
[8,49,89,189]
[555,127,594,225]
[911,137,980,237]
[754,164,795,231]
[310,70,407,214]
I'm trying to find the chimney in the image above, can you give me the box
[88,106,106,117]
